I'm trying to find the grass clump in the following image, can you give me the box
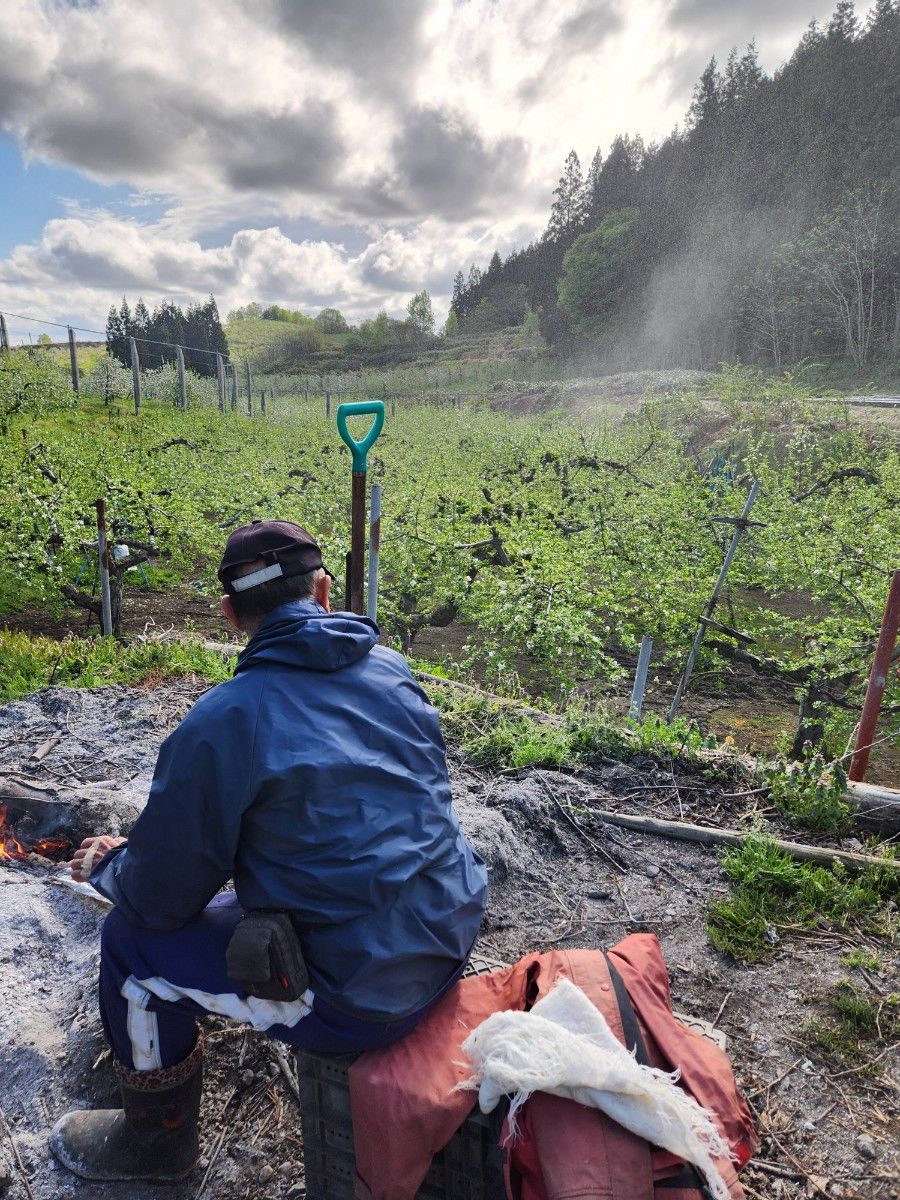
[804,980,899,1070]
[0,630,234,701]
[841,948,882,971]
[708,836,898,963]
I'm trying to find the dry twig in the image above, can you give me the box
[0,1108,35,1200]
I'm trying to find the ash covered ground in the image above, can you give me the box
[0,684,897,1200]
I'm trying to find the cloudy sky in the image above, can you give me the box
[0,0,858,338]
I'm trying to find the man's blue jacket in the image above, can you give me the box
[93,600,488,1021]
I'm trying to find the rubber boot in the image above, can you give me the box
[50,1033,203,1182]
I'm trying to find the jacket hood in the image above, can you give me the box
[235,600,379,674]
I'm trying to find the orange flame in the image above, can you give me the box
[0,803,72,862]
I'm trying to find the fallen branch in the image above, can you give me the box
[272,1042,301,1107]
[0,1107,35,1200]
[588,807,900,873]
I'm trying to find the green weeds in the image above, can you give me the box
[0,630,233,701]
[841,948,882,971]
[422,680,713,772]
[708,836,897,963]
[765,752,851,833]
[803,980,899,1070]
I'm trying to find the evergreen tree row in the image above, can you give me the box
[105,296,228,378]
[451,1,900,369]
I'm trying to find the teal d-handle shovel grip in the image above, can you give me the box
[337,401,385,473]
[337,400,385,614]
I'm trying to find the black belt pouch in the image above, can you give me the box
[226,912,309,1002]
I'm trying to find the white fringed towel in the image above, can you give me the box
[461,977,733,1200]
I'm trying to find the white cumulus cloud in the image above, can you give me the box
[0,0,857,330]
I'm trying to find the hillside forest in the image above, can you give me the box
[451,1,900,372]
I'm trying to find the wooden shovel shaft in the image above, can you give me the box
[349,471,366,613]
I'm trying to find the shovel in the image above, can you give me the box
[337,400,385,614]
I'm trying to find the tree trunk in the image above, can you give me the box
[792,677,828,758]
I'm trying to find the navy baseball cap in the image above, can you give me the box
[218,520,331,593]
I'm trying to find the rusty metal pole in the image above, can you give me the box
[849,569,900,782]
[95,499,113,637]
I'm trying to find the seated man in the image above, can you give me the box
[52,519,488,1183]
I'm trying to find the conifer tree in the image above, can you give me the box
[585,146,604,214]
[546,150,587,241]
[105,304,126,365]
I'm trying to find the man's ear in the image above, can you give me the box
[313,570,332,612]
[221,594,245,632]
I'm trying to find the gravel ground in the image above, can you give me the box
[0,684,897,1200]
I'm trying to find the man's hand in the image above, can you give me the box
[70,836,127,882]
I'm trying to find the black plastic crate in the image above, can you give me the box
[296,954,508,1200]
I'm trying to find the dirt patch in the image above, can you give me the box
[0,684,897,1200]
[2,586,233,643]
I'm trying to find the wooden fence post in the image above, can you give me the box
[260,389,266,416]
[245,361,252,411]
[129,338,141,414]
[67,327,79,397]
[175,346,187,410]
[0,313,9,355]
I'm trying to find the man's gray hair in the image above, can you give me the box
[229,561,322,621]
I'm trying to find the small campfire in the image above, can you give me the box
[0,802,72,863]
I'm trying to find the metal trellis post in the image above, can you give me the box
[668,480,761,722]
[129,338,141,414]
[216,354,226,412]
[367,484,382,622]
[176,346,187,410]
[67,327,79,397]
[629,635,654,722]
